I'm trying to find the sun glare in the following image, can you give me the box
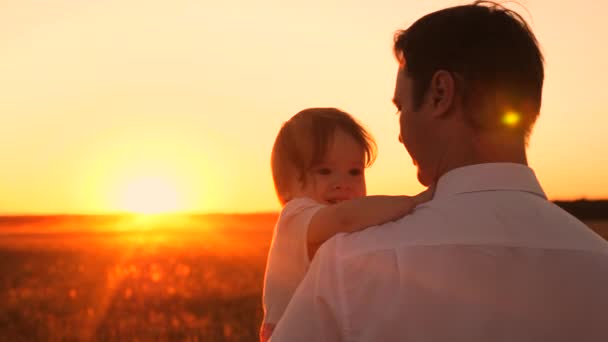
[117,176,184,214]
[502,111,521,127]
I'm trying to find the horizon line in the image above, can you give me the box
[2,198,607,217]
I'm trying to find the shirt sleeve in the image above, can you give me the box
[269,235,347,342]
[262,198,326,325]
[279,198,325,264]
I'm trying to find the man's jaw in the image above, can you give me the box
[417,169,434,187]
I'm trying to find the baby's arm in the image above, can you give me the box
[307,187,433,258]
[260,323,274,342]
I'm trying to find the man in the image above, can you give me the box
[270,2,608,341]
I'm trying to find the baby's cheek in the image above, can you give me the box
[352,190,366,198]
[359,181,368,197]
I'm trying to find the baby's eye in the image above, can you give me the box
[349,168,363,176]
[316,168,331,175]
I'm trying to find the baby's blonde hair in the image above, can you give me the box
[271,108,376,205]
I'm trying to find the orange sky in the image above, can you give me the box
[1,0,607,214]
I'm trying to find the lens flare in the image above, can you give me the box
[502,111,521,127]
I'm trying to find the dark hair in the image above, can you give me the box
[271,108,376,205]
[393,1,544,136]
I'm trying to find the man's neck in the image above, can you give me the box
[433,130,528,183]
[474,131,528,165]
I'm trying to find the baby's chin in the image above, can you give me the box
[325,197,354,205]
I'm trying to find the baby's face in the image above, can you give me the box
[300,129,367,204]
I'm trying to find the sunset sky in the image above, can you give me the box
[1,0,606,214]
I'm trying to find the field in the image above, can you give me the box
[0,214,278,341]
[0,214,606,341]
[585,220,608,240]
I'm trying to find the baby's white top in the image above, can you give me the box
[262,197,325,325]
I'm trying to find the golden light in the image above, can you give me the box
[116,175,185,214]
[502,111,521,127]
[75,129,218,214]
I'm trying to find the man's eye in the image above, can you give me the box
[316,168,331,175]
[349,168,363,176]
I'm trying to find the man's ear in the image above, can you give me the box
[428,70,455,118]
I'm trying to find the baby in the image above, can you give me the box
[261,107,432,341]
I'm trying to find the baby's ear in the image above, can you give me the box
[283,180,305,201]
[278,190,292,204]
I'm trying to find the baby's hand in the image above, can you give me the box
[411,184,435,206]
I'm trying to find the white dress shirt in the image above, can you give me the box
[270,163,608,342]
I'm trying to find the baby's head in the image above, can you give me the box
[271,108,377,206]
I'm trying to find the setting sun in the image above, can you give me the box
[76,133,213,214]
[117,175,185,214]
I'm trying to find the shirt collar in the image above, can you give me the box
[434,163,547,200]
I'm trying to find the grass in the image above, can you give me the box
[586,220,608,240]
[0,214,277,341]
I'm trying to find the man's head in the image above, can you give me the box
[392,1,544,185]
[271,108,376,205]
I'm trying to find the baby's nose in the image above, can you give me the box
[332,176,350,190]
